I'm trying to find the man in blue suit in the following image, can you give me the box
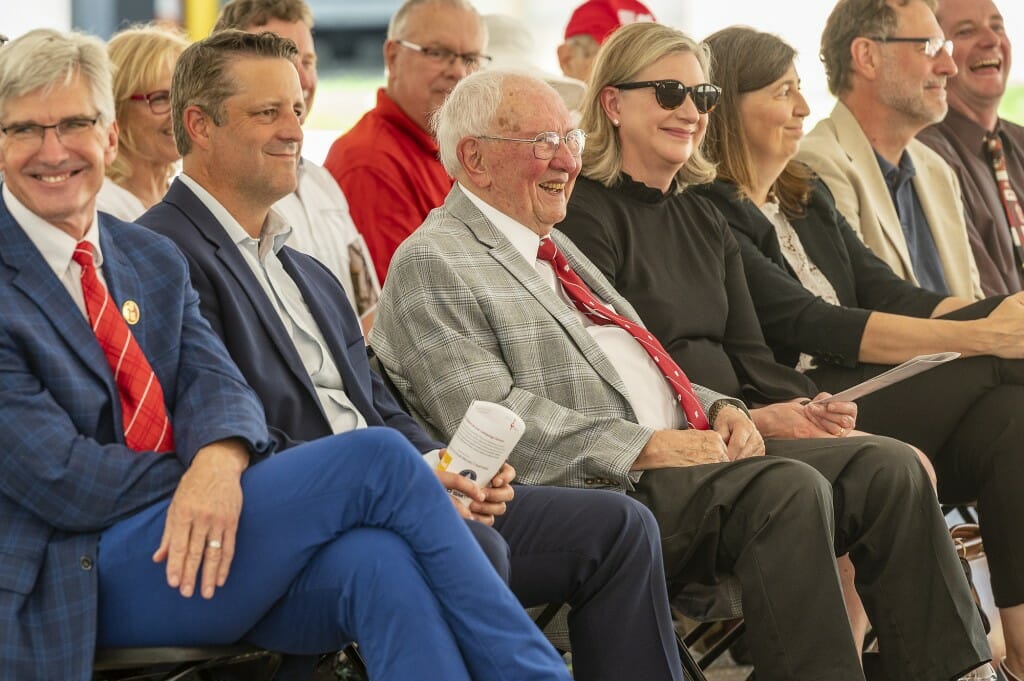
[138,17,684,681]
[0,28,576,681]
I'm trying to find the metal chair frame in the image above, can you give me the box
[92,644,282,681]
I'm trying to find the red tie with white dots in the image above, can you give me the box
[72,241,175,452]
[537,237,709,429]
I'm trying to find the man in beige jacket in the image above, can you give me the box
[799,0,983,300]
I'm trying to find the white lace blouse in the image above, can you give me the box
[759,199,841,372]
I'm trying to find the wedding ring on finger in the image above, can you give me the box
[207,539,222,550]
[838,427,847,437]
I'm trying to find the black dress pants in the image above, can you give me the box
[810,354,1024,607]
[628,436,988,681]
[495,485,681,681]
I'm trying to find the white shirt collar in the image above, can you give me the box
[179,173,293,259]
[3,182,102,277]
[459,183,542,266]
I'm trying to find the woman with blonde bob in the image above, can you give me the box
[558,20,993,681]
[695,25,1024,681]
[97,24,188,220]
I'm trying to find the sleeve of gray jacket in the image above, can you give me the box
[372,238,653,491]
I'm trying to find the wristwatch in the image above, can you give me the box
[706,399,750,427]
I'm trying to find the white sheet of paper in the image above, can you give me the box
[812,352,961,404]
[436,401,525,506]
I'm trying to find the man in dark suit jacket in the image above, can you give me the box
[138,18,684,681]
[0,28,576,681]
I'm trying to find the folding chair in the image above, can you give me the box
[93,644,281,680]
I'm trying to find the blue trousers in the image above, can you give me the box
[95,428,570,681]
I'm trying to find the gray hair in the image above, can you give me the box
[388,0,483,39]
[820,0,937,95]
[0,28,115,125]
[433,69,546,176]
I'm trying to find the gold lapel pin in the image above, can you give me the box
[121,300,140,325]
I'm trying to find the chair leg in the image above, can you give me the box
[676,630,709,681]
[682,621,716,648]
[698,621,746,670]
[340,644,370,681]
[532,601,565,630]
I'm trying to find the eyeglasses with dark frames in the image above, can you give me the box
[129,90,172,115]
[477,129,587,160]
[612,80,722,114]
[0,116,101,149]
[396,40,492,71]
[866,36,954,58]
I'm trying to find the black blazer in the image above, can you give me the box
[559,175,818,405]
[139,179,442,454]
[695,178,946,369]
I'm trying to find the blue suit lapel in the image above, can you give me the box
[98,220,148,350]
[278,250,382,425]
[163,180,329,424]
[0,198,117,399]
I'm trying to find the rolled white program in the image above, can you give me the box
[436,401,525,506]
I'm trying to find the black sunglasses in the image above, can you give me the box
[613,80,721,114]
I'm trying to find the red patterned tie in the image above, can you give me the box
[537,238,709,429]
[72,242,174,452]
[985,133,1024,271]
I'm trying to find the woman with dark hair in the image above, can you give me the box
[696,25,1024,680]
[556,19,994,681]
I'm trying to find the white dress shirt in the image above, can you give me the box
[273,159,380,322]
[96,178,147,223]
[179,174,367,434]
[3,184,103,318]
[462,184,684,431]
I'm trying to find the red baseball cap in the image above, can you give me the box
[563,0,657,44]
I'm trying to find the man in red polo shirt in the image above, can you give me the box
[324,0,487,283]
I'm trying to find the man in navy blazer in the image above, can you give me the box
[138,13,684,681]
[0,28,577,681]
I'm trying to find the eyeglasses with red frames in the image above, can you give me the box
[128,90,171,115]
[613,80,722,114]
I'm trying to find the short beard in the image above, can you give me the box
[877,55,947,128]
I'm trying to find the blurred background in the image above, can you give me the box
[3,0,1022,164]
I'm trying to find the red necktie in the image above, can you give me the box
[537,238,709,429]
[985,133,1024,271]
[72,242,175,452]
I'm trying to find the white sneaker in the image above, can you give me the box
[959,662,998,681]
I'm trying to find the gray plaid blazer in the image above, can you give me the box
[372,185,738,491]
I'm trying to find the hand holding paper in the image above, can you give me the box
[436,401,525,507]
[812,352,960,404]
